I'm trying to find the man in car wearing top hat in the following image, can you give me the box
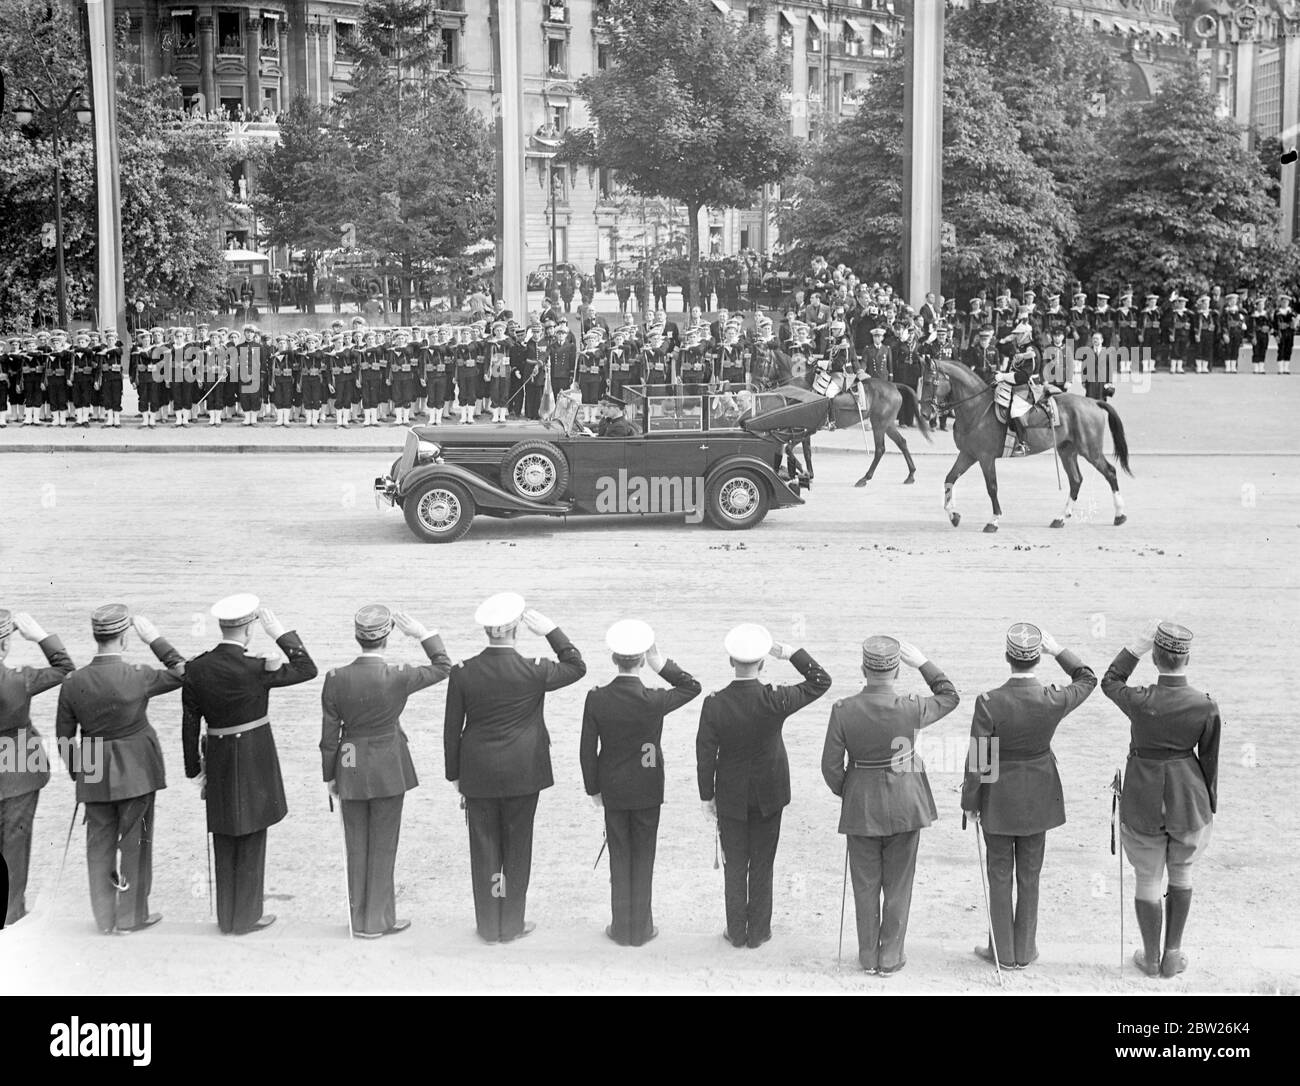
[321,605,450,938]
[182,595,317,935]
[961,622,1096,970]
[580,619,701,946]
[697,624,831,949]
[444,594,586,944]
[1102,620,1220,979]
[821,634,958,975]
[56,605,187,934]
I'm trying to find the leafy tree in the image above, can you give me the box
[779,42,1073,297]
[1076,64,1293,295]
[561,0,800,305]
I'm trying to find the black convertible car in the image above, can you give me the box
[375,386,829,542]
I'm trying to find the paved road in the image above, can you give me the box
[1,430,1296,992]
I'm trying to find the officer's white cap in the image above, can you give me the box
[475,592,525,628]
[212,593,260,626]
[606,619,654,656]
[724,623,772,663]
[1013,322,1033,335]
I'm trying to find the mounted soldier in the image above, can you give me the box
[994,323,1043,457]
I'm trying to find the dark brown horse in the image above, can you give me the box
[933,360,1132,532]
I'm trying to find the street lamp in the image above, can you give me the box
[13,86,91,328]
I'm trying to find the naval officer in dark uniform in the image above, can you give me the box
[961,623,1096,969]
[0,609,73,925]
[580,619,701,946]
[56,605,186,934]
[821,636,958,975]
[182,595,317,935]
[320,605,451,938]
[444,593,586,943]
[1102,621,1220,979]
[697,624,831,949]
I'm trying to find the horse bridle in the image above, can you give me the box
[932,379,995,415]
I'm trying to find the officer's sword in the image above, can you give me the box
[593,831,607,870]
[1110,768,1124,973]
[328,792,355,939]
[970,813,1004,988]
[53,801,80,900]
[836,840,849,967]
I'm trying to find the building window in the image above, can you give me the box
[439,27,459,67]
[549,104,568,134]
[598,167,613,200]
[219,84,245,119]
[748,5,762,24]
[217,11,242,56]
[171,12,197,57]
[842,71,855,98]
[778,13,793,49]
[808,66,821,98]
[780,63,792,91]
[596,43,609,71]
[260,16,278,53]
[547,37,568,77]
[262,87,279,113]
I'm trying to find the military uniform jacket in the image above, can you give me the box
[55,639,185,804]
[444,629,587,799]
[1102,649,1220,835]
[960,650,1097,835]
[0,636,73,800]
[821,662,959,836]
[695,649,832,820]
[181,632,318,836]
[579,662,702,810]
[860,344,892,381]
[319,635,451,800]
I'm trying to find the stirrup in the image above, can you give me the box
[1011,440,1029,457]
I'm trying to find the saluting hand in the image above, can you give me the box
[521,608,557,636]
[13,612,48,642]
[769,642,793,661]
[1039,631,1063,658]
[132,615,161,644]
[1126,619,1159,658]
[897,640,927,668]
[259,607,287,640]
[393,611,432,640]
[645,644,665,674]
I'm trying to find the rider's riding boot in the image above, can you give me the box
[1011,417,1030,457]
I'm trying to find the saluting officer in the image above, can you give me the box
[821,636,958,975]
[697,624,831,949]
[182,595,317,935]
[961,623,1096,969]
[1103,621,1220,979]
[0,609,73,925]
[444,594,586,943]
[56,606,186,935]
[581,620,701,946]
[321,606,450,938]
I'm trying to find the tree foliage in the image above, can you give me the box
[1076,64,1294,294]
[561,0,800,300]
[779,42,1073,296]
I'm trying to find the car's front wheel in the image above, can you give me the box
[705,468,770,530]
[403,479,475,543]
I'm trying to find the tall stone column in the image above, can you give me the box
[198,12,217,112]
[902,0,943,307]
[246,16,263,113]
[279,19,290,108]
[492,0,527,317]
[1282,29,1300,242]
[141,4,159,81]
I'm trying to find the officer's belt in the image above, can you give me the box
[207,715,270,738]
[1128,747,1194,762]
[851,750,913,770]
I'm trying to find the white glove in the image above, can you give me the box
[259,607,287,640]
[702,799,717,822]
[132,615,161,644]
[326,779,339,798]
[192,772,206,794]
[1039,631,1063,658]
[769,642,793,661]
[645,644,665,674]
[590,793,603,809]
[521,608,557,636]
[393,611,432,640]
[1126,620,1159,658]
[13,612,47,642]
[897,640,927,668]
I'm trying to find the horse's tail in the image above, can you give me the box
[1098,400,1132,476]
[897,384,933,444]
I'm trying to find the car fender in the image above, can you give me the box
[705,453,804,508]
[398,462,570,515]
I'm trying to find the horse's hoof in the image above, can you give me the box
[854,476,869,488]
[1049,519,1065,529]
[1114,514,1127,526]
[949,512,961,528]
[983,523,999,534]
[903,475,915,485]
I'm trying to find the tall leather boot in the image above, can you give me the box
[1160,888,1192,978]
[1133,899,1162,977]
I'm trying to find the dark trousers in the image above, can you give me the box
[1,790,40,925]
[847,829,920,970]
[604,805,660,945]
[84,793,154,932]
[983,829,1046,965]
[465,793,538,942]
[341,794,404,935]
[718,807,782,946]
[212,828,267,934]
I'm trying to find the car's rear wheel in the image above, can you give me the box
[500,440,570,502]
[404,479,475,543]
[705,468,770,530]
